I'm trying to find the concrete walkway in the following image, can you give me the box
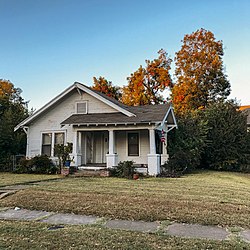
[0,207,249,243]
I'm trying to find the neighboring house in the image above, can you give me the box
[240,105,250,131]
[15,82,177,175]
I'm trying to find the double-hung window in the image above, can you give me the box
[41,132,65,157]
[128,132,139,156]
[55,132,64,146]
[42,133,52,156]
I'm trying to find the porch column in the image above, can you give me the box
[106,129,118,168]
[109,129,114,154]
[149,129,156,154]
[71,131,81,167]
[147,128,160,176]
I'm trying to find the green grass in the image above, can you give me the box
[0,173,62,187]
[1,171,250,228]
[0,220,249,250]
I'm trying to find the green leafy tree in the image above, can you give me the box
[122,49,172,106]
[172,28,231,114]
[92,76,121,100]
[201,100,250,172]
[0,79,28,171]
[54,142,73,172]
[165,111,208,175]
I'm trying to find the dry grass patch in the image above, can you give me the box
[1,171,250,227]
[0,220,249,250]
[0,173,62,187]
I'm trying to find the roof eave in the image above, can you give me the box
[62,121,160,126]
[14,83,77,131]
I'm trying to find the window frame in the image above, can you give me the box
[41,131,66,157]
[54,132,65,146]
[75,101,88,114]
[127,132,140,157]
[41,133,52,157]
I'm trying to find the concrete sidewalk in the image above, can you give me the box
[0,207,250,243]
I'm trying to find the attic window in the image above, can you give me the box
[76,102,87,114]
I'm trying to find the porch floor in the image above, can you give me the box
[78,163,107,171]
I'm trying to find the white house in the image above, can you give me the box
[15,82,177,175]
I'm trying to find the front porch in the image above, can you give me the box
[70,127,169,176]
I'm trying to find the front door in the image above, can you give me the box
[86,132,93,164]
[103,132,109,163]
[93,131,109,164]
[83,131,109,165]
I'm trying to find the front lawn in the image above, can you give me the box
[1,171,250,228]
[0,173,62,187]
[0,220,248,250]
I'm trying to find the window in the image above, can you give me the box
[41,132,65,157]
[128,133,139,156]
[42,133,52,156]
[76,102,87,114]
[55,132,64,145]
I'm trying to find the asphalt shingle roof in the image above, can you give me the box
[61,103,171,125]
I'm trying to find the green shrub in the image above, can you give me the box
[15,155,58,174]
[15,157,32,173]
[109,161,135,179]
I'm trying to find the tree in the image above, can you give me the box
[122,49,173,106]
[0,79,28,171]
[172,28,231,114]
[201,100,250,172]
[165,111,208,175]
[92,76,121,100]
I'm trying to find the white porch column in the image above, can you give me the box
[106,129,118,168]
[149,129,156,154]
[109,129,114,154]
[147,128,160,176]
[71,131,81,167]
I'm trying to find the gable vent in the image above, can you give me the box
[76,102,87,114]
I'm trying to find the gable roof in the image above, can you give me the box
[61,103,174,126]
[14,82,135,131]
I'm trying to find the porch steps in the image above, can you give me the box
[73,166,109,177]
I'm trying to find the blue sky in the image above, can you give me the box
[1,0,249,109]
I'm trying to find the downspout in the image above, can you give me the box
[22,126,29,157]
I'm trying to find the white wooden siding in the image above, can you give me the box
[81,92,117,113]
[27,90,118,157]
[116,130,149,164]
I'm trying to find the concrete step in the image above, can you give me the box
[73,169,110,177]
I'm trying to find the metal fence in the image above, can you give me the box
[0,155,25,172]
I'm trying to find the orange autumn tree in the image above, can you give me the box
[92,76,121,100]
[122,49,173,106]
[0,79,15,97]
[171,28,231,114]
